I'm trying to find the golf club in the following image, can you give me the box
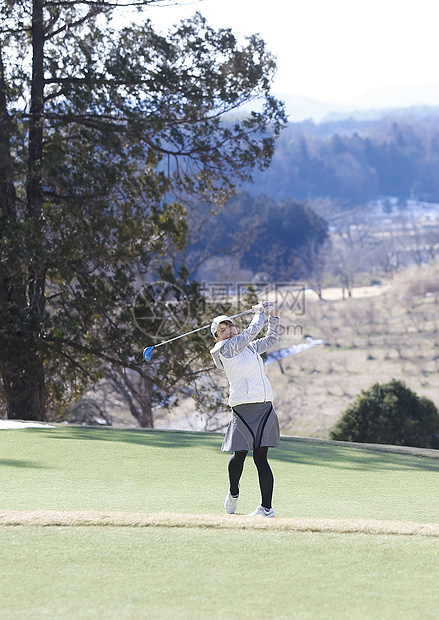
[143,302,276,362]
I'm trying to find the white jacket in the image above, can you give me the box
[210,313,280,407]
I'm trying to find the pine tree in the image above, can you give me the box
[0,1,286,421]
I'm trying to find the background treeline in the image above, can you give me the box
[244,112,439,205]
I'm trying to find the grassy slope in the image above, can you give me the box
[1,427,439,619]
[270,262,439,438]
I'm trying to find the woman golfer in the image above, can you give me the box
[210,301,280,517]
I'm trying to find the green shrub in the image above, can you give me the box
[330,379,439,448]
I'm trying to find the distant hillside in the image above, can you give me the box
[244,111,439,206]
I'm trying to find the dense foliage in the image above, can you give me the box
[0,0,286,421]
[185,191,328,280]
[330,379,439,448]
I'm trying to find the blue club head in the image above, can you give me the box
[143,346,154,362]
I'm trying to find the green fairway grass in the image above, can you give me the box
[1,427,439,618]
[1,427,439,522]
[1,527,439,619]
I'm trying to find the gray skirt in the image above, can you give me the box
[221,401,280,452]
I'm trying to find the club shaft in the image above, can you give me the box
[153,309,252,349]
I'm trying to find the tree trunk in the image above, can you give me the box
[137,392,154,428]
[0,2,47,420]
[22,0,47,420]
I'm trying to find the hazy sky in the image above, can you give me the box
[143,0,439,103]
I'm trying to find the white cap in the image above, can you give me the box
[210,315,234,337]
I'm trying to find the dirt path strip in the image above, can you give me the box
[1,510,439,536]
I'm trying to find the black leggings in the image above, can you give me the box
[228,446,274,509]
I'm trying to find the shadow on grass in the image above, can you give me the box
[0,458,51,469]
[35,427,439,473]
[272,439,439,472]
[40,427,224,452]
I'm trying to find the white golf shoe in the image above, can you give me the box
[247,505,275,517]
[224,491,239,514]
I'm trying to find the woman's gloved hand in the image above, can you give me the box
[251,301,277,313]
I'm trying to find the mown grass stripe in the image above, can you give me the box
[1,510,439,536]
